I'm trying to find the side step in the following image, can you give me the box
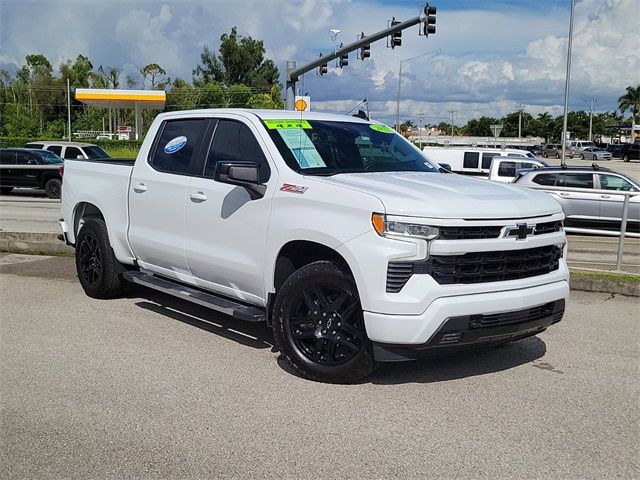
[123,271,266,322]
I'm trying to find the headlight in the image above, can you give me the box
[371,213,440,240]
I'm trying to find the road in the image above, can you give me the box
[1,255,638,479]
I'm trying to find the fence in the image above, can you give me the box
[530,185,639,271]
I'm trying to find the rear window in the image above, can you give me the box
[46,145,62,156]
[497,161,516,177]
[482,152,496,169]
[150,118,209,175]
[83,146,110,159]
[26,143,43,149]
[532,173,558,186]
[463,152,479,169]
[39,150,64,164]
[64,147,83,159]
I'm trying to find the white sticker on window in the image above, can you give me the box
[277,129,326,168]
[164,136,188,154]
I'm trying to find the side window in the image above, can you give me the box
[46,145,62,156]
[150,119,209,175]
[563,173,594,188]
[520,162,537,170]
[599,175,636,192]
[16,152,38,165]
[64,147,83,159]
[26,143,43,149]
[482,152,496,169]
[463,152,479,169]
[0,151,16,165]
[205,119,270,182]
[497,161,516,177]
[532,173,558,186]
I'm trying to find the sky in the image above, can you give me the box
[0,0,638,126]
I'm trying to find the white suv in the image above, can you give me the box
[25,141,110,160]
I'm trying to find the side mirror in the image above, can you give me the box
[439,163,452,173]
[76,155,84,159]
[214,161,266,200]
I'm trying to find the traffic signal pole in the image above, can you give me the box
[285,7,436,110]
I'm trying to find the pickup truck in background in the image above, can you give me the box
[60,109,569,383]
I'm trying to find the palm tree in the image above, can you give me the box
[618,84,640,142]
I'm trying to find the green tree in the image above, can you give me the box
[463,116,499,136]
[140,63,169,89]
[618,84,640,142]
[227,84,252,107]
[193,27,280,88]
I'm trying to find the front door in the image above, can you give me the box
[597,173,640,224]
[128,117,212,281]
[184,116,275,305]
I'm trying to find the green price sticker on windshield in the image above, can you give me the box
[370,124,395,134]
[264,119,312,130]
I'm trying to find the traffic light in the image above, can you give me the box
[339,52,349,68]
[422,3,437,36]
[318,54,328,75]
[359,33,371,60]
[389,18,402,48]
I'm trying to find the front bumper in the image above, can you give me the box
[372,298,565,362]
[364,279,569,347]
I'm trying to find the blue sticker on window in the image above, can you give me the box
[164,136,188,154]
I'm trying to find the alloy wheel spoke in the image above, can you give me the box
[311,285,329,309]
[341,322,363,339]
[337,336,360,353]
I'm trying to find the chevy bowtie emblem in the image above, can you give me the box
[516,223,528,240]
[504,223,534,240]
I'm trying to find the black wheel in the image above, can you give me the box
[542,152,547,158]
[0,187,13,195]
[580,153,585,160]
[623,155,630,162]
[556,152,560,159]
[272,261,376,383]
[44,178,62,199]
[593,154,598,161]
[75,218,127,299]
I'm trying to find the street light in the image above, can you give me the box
[395,49,442,132]
[560,0,575,165]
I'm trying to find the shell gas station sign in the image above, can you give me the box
[294,96,311,112]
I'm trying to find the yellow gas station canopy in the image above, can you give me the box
[75,88,166,109]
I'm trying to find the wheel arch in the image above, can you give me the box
[73,201,105,238]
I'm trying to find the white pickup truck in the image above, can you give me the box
[60,109,569,383]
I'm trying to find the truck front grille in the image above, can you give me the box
[386,245,562,291]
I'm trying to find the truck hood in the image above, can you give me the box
[313,172,562,219]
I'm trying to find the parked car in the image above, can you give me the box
[0,148,64,198]
[513,165,639,233]
[621,143,640,162]
[488,156,547,183]
[59,109,569,383]
[524,145,544,157]
[567,140,596,156]
[577,147,612,161]
[606,144,626,158]
[24,141,110,160]
[542,144,574,159]
[422,146,536,176]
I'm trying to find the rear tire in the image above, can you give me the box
[0,187,14,195]
[556,152,560,159]
[580,154,585,160]
[593,154,598,161]
[44,178,62,199]
[623,155,630,162]
[272,260,376,383]
[75,218,127,299]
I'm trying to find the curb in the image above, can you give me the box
[1,231,638,296]
[0,232,74,256]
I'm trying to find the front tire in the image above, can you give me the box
[44,178,62,199]
[75,218,127,299]
[623,154,630,162]
[580,153,585,160]
[272,261,376,383]
[556,152,560,159]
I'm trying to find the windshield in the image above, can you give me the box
[263,119,440,175]
[83,146,110,159]
[38,150,64,164]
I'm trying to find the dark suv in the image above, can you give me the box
[621,143,640,162]
[0,148,64,198]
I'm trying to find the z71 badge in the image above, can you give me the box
[279,183,308,194]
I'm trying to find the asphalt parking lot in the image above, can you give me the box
[1,254,638,479]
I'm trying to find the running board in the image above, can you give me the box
[123,271,266,322]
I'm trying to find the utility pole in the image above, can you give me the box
[560,0,575,165]
[450,110,456,137]
[585,97,596,141]
[66,77,72,141]
[417,112,425,148]
[285,4,438,110]
[517,106,524,139]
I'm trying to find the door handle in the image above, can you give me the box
[558,192,570,197]
[133,183,147,193]
[190,191,208,203]
[600,194,611,199]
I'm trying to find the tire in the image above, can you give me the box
[75,218,127,299]
[580,154,585,160]
[623,155,630,162]
[556,152,560,159]
[272,260,376,383]
[44,178,62,199]
[0,187,14,195]
[543,152,547,158]
[593,154,598,161]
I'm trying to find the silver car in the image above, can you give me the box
[577,147,612,161]
[513,166,639,232]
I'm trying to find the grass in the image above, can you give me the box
[103,145,139,159]
[570,269,640,283]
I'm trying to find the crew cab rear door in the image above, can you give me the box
[184,115,275,305]
[128,117,212,279]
